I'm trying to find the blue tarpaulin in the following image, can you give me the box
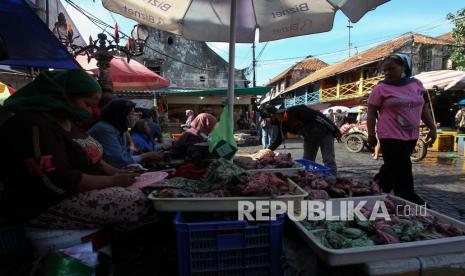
[0,0,80,69]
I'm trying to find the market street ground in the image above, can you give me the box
[238,139,465,222]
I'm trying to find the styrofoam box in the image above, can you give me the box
[292,194,465,266]
[148,178,307,212]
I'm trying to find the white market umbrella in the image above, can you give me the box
[102,0,389,124]
[445,74,465,91]
[323,105,350,114]
[414,70,465,91]
[348,105,367,113]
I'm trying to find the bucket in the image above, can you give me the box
[457,135,465,157]
[24,228,108,256]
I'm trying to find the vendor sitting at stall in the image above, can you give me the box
[171,113,217,160]
[130,120,155,154]
[88,99,163,169]
[140,108,163,143]
[0,70,150,229]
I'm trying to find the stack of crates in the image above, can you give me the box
[175,213,284,276]
[436,134,455,152]
[457,134,465,157]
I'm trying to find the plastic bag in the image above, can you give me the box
[208,105,237,159]
[45,243,97,276]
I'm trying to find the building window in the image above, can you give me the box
[167,36,174,45]
[199,75,207,84]
[145,59,164,75]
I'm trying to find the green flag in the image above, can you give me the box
[209,105,237,159]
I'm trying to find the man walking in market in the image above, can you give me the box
[262,104,341,174]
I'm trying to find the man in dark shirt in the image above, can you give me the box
[333,109,346,128]
[264,104,341,174]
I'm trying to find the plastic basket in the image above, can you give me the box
[174,213,284,276]
[0,227,31,255]
[294,159,332,175]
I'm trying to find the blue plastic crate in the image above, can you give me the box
[0,227,31,255]
[294,159,332,175]
[174,213,284,276]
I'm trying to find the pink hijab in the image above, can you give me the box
[190,113,217,134]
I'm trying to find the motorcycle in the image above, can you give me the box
[339,123,428,162]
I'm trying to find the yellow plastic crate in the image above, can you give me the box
[286,133,299,139]
[430,130,458,152]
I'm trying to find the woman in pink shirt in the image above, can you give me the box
[367,54,436,205]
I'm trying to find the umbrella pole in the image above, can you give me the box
[426,90,437,126]
[227,0,237,129]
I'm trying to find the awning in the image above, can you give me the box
[76,55,169,91]
[0,0,80,69]
[259,93,272,105]
[158,86,271,96]
[414,70,465,90]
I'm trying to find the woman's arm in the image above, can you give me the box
[76,173,137,193]
[98,159,120,175]
[421,104,437,145]
[88,125,136,168]
[125,132,138,153]
[367,104,379,147]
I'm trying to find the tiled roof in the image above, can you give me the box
[283,32,454,94]
[267,57,328,85]
[436,32,453,42]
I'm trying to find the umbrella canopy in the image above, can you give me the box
[414,70,465,91]
[76,55,169,91]
[0,0,80,69]
[102,0,389,125]
[347,105,367,113]
[445,75,465,91]
[102,0,389,43]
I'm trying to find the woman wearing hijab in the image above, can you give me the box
[171,113,217,159]
[88,99,163,169]
[367,54,436,205]
[0,70,149,229]
[130,120,155,154]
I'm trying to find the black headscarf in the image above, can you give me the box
[130,120,147,135]
[100,98,135,134]
[139,108,154,119]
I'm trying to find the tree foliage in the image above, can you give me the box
[447,8,465,70]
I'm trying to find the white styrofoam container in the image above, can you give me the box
[245,162,304,173]
[148,178,307,212]
[292,194,465,266]
[24,228,100,256]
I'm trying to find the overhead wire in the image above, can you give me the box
[64,0,462,76]
[63,0,233,73]
[257,16,461,66]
